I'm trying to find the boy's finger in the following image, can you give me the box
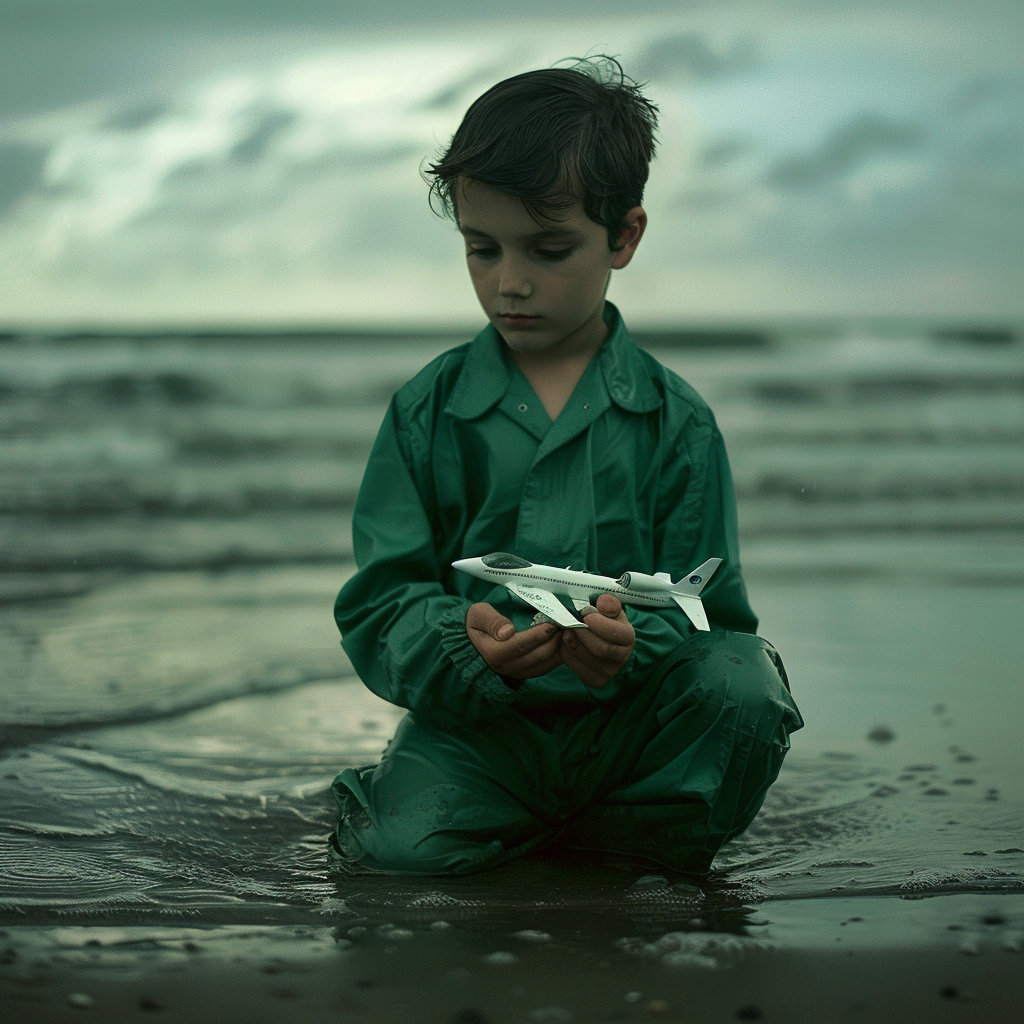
[581,607,634,647]
[490,625,559,668]
[561,644,608,688]
[561,631,610,675]
[504,642,563,681]
[595,593,623,617]
[573,627,630,663]
[466,602,515,641]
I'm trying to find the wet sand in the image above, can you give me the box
[3,893,1023,1023]
[3,570,1023,1022]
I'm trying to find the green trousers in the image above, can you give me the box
[330,630,803,876]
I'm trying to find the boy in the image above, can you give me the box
[330,57,802,877]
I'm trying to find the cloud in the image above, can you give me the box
[1,13,1022,326]
[634,32,759,83]
[0,140,47,217]
[767,114,926,190]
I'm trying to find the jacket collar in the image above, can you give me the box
[598,302,663,414]
[445,302,662,421]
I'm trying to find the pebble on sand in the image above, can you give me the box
[67,992,95,1009]
[430,920,453,932]
[514,930,552,943]
[526,1007,573,1022]
[452,1009,489,1024]
[940,985,976,1002]
[483,951,519,966]
[662,951,718,969]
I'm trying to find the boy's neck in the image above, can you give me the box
[506,307,608,422]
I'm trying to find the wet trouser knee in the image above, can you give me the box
[330,630,803,876]
[557,631,802,872]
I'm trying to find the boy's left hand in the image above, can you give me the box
[561,593,635,688]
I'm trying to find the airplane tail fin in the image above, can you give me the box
[667,557,723,632]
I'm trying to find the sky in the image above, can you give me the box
[0,0,1022,329]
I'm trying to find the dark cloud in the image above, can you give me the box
[0,141,47,217]
[948,76,1004,113]
[767,113,925,190]
[634,32,759,82]
[699,137,750,168]
[230,109,298,164]
[103,100,170,133]
[416,61,509,112]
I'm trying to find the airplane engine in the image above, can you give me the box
[616,571,667,592]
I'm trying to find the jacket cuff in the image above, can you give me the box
[435,602,519,708]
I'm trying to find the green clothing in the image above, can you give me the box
[335,302,756,725]
[331,629,800,876]
[331,301,802,876]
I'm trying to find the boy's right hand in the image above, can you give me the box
[466,603,562,684]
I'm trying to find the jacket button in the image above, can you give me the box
[518,403,528,412]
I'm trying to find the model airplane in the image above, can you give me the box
[452,552,722,631]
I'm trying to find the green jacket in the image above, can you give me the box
[335,302,756,727]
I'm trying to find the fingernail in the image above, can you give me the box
[497,624,513,640]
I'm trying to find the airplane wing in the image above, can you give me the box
[505,583,587,629]
[671,594,710,631]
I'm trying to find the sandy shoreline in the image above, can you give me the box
[3,894,1023,1023]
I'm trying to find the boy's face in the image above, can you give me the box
[456,178,645,357]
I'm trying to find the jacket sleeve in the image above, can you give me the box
[334,398,516,726]
[623,408,758,682]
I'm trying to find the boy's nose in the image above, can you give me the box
[498,262,532,297]
[499,279,532,298]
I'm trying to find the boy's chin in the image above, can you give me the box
[497,328,560,354]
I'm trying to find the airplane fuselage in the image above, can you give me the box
[452,553,721,631]
[457,562,673,610]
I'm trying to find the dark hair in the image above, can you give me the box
[424,55,658,251]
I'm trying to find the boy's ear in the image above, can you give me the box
[610,207,647,270]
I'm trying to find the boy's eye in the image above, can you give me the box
[466,246,574,262]
[535,248,573,261]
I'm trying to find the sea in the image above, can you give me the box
[1,323,1022,943]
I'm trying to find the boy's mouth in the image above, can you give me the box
[499,314,541,329]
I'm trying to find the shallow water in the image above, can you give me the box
[0,326,1021,929]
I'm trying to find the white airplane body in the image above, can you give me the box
[452,552,722,631]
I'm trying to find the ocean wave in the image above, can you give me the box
[0,511,354,572]
[0,460,365,516]
[50,746,337,802]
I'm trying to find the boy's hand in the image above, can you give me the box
[466,603,562,683]
[560,593,634,688]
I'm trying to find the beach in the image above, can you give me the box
[1,326,1022,1021]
